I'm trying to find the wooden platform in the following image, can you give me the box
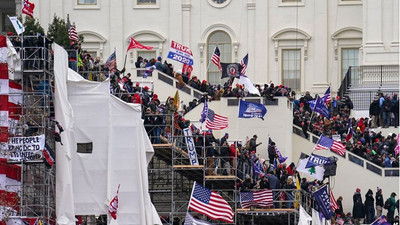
[173,165,204,170]
[236,208,297,213]
[205,175,237,180]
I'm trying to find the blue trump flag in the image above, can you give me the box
[305,153,332,168]
[312,185,334,220]
[238,100,267,120]
[312,95,331,118]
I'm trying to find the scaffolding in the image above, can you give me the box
[146,117,308,225]
[2,35,56,224]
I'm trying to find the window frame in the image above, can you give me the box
[2,12,15,33]
[74,0,100,9]
[281,49,302,91]
[279,0,305,7]
[341,48,359,80]
[77,142,93,154]
[134,0,159,9]
[338,0,362,6]
[207,0,231,8]
[77,0,97,5]
[207,30,232,85]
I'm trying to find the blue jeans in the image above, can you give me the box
[153,127,161,144]
[383,111,391,127]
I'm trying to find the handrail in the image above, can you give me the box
[292,124,399,177]
[338,65,399,99]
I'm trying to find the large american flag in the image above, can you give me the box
[68,24,78,41]
[211,46,222,72]
[330,190,339,212]
[205,108,228,130]
[240,190,273,208]
[314,135,346,156]
[240,53,248,76]
[188,182,234,223]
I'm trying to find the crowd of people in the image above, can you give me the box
[65,44,400,224]
[291,91,399,169]
[5,31,400,225]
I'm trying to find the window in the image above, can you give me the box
[77,0,97,5]
[282,49,301,91]
[279,0,304,7]
[212,0,227,3]
[208,0,231,8]
[137,51,156,63]
[207,31,231,85]
[341,48,359,78]
[2,13,15,33]
[137,0,156,5]
[77,142,93,154]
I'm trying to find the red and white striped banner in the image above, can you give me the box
[0,36,21,222]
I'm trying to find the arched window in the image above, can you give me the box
[207,31,231,85]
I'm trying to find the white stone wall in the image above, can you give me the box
[27,0,399,95]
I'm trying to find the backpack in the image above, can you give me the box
[384,198,392,210]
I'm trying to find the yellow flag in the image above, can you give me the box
[173,90,180,110]
[295,176,300,209]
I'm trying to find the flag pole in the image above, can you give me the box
[206,45,218,72]
[187,181,196,212]
[123,50,128,71]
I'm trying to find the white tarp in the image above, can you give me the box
[297,205,312,225]
[53,43,161,225]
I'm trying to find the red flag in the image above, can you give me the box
[109,184,120,220]
[182,64,193,79]
[127,37,153,51]
[22,0,35,18]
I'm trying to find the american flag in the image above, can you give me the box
[324,86,331,104]
[104,51,117,73]
[240,53,248,76]
[205,108,228,130]
[345,119,354,142]
[240,190,273,208]
[188,182,234,223]
[184,212,213,225]
[371,215,389,225]
[68,24,78,41]
[330,190,339,212]
[211,46,222,72]
[314,135,346,156]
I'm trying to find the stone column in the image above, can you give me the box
[247,0,256,81]
[181,0,192,46]
[312,0,329,89]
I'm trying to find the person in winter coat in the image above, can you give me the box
[364,189,375,223]
[375,187,384,217]
[370,98,380,128]
[353,188,363,204]
[282,176,296,208]
[353,198,365,225]
[382,95,392,128]
[387,192,397,223]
